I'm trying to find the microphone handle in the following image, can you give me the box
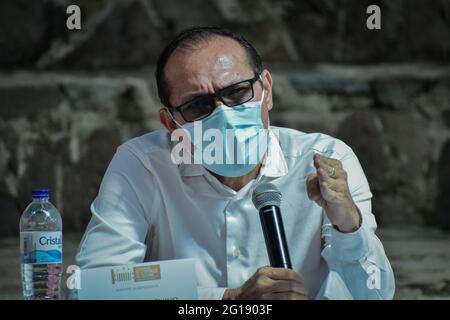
[259,205,292,269]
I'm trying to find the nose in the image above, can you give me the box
[212,96,224,108]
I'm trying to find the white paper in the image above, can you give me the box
[78,259,198,300]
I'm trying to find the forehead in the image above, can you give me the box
[164,37,254,102]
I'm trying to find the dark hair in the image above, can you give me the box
[155,26,263,107]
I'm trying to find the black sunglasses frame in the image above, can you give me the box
[170,73,262,123]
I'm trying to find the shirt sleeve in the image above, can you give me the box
[317,144,396,300]
[75,145,228,300]
[76,145,153,268]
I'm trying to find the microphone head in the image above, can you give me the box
[252,182,282,210]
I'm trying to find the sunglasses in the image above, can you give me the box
[170,73,262,123]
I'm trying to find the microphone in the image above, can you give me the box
[252,182,292,269]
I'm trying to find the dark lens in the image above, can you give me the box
[221,81,253,106]
[180,96,214,122]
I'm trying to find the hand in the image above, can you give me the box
[222,267,309,300]
[306,154,360,233]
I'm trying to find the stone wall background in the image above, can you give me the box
[0,0,449,236]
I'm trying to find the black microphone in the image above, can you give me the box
[252,182,292,269]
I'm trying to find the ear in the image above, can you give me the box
[159,107,177,132]
[261,70,273,111]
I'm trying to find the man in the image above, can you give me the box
[76,27,395,300]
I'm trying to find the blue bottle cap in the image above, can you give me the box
[32,189,49,199]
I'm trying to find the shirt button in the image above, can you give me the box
[233,247,241,258]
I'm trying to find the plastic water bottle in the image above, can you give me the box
[20,189,63,300]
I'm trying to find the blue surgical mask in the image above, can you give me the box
[174,90,268,177]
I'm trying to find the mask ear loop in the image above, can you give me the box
[165,107,184,128]
[165,107,197,163]
[258,75,270,129]
[258,75,265,104]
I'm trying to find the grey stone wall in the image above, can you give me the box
[1,0,449,69]
[0,0,449,235]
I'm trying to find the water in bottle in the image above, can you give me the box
[20,189,63,300]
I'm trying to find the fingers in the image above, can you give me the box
[308,154,351,207]
[258,267,304,283]
[249,267,309,300]
[314,154,348,195]
[269,280,309,296]
[317,167,333,184]
[314,154,346,179]
[311,166,341,204]
[306,173,321,201]
[314,154,342,170]
[306,173,328,207]
[317,168,347,193]
[318,180,341,203]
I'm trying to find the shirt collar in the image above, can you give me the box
[178,127,289,178]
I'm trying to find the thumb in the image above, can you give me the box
[306,173,321,201]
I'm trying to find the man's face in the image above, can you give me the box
[160,36,273,129]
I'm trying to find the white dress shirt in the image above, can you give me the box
[76,126,395,300]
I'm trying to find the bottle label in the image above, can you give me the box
[20,231,63,264]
